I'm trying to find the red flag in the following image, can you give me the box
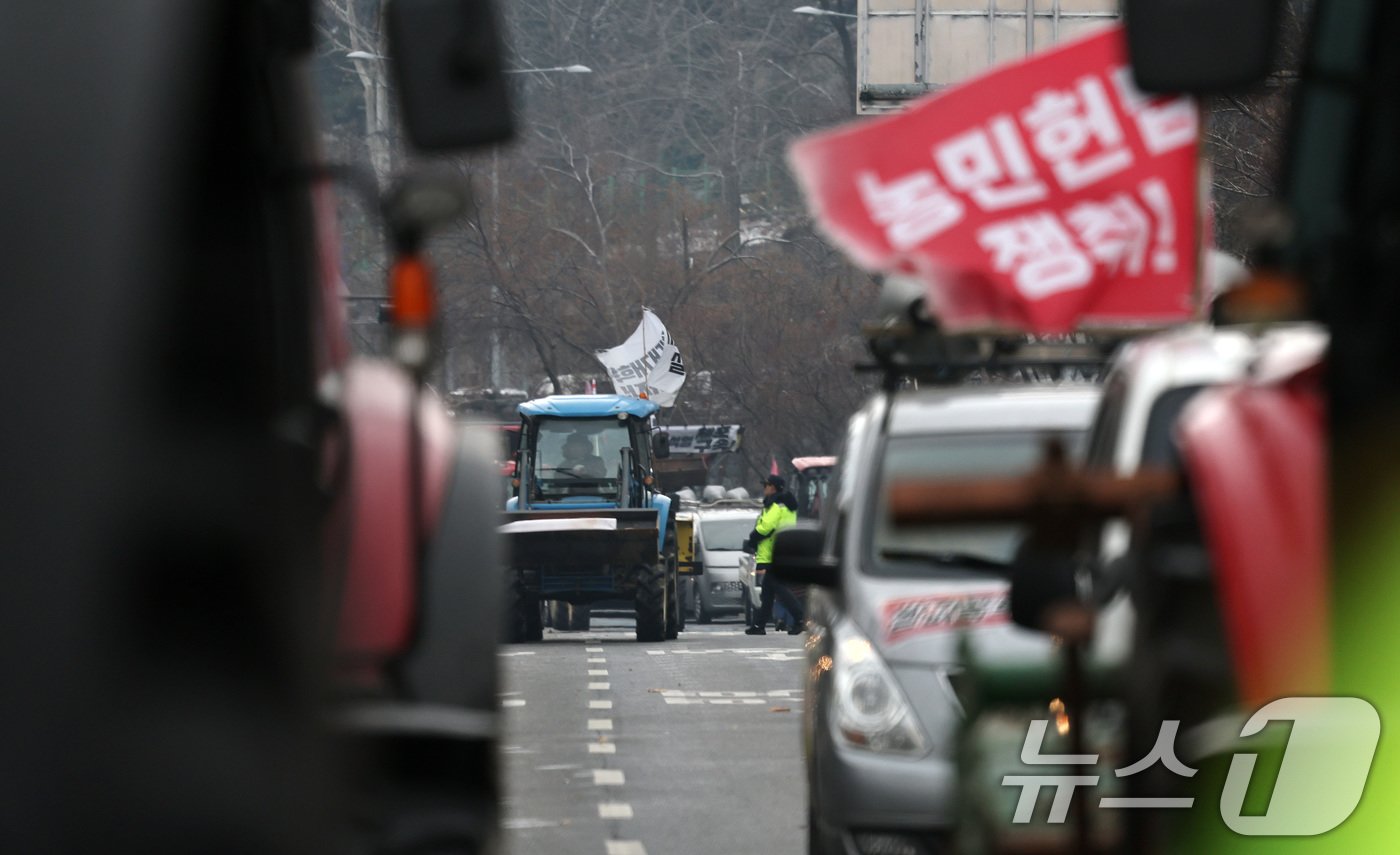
[770,456,781,477]
[789,25,1202,334]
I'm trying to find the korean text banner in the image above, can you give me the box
[595,308,687,407]
[661,425,743,455]
[789,25,1200,333]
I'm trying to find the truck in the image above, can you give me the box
[502,394,683,642]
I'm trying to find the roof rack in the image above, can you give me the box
[857,278,1165,390]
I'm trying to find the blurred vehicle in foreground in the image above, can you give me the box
[2,1,514,852]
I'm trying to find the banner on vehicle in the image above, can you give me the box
[789,25,1201,333]
[662,425,743,454]
[595,308,687,407]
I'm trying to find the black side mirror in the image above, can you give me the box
[771,523,839,588]
[651,432,670,460]
[385,0,514,150]
[1123,0,1282,94]
[1007,537,1080,634]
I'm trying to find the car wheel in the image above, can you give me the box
[693,586,711,624]
[808,806,840,855]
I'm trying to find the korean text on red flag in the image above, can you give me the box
[789,25,1200,334]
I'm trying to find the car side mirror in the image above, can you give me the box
[651,432,670,460]
[385,0,513,150]
[771,523,839,588]
[1007,539,1083,636]
[1123,0,1282,93]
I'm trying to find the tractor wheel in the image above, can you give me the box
[566,603,591,632]
[634,563,667,642]
[507,579,542,643]
[546,600,566,631]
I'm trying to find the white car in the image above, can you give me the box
[686,506,761,623]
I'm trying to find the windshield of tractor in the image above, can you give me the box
[535,418,634,493]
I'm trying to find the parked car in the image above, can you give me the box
[775,381,1101,855]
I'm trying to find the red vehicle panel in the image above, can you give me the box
[1176,343,1327,704]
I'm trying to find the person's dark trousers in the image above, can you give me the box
[754,564,805,627]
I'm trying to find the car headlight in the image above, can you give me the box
[830,619,929,756]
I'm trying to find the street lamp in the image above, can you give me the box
[792,5,856,18]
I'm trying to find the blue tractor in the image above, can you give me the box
[503,395,682,642]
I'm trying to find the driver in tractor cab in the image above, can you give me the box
[560,432,607,478]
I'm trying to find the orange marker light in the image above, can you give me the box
[390,254,435,328]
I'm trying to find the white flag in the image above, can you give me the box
[593,308,687,407]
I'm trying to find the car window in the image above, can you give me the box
[700,518,756,551]
[1085,373,1127,470]
[868,430,1086,578]
[1141,385,1204,467]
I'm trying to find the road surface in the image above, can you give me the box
[499,614,809,855]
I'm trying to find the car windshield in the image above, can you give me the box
[534,418,632,492]
[869,430,1086,577]
[700,518,756,551]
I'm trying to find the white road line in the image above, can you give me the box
[588,682,611,690]
[498,651,537,657]
[502,699,526,708]
[645,650,665,655]
[586,647,604,653]
[588,743,617,754]
[588,657,607,663]
[592,769,626,786]
[588,718,614,731]
[598,802,634,819]
[605,841,647,855]
[589,700,613,710]
[589,669,609,676]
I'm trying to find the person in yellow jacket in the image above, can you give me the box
[745,474,805,635]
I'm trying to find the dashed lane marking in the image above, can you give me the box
[586,647,604,652]
[639,647,804,661]
[502,699,527,708]
[660,689,802,706]
[598,802,634,819]
[589,669,609,676]
[592,769,626,786]
[588,718,614,731]
[588,657,607,663]
[589,682,611,690]
[498,651,537,657]
[589,700,614,710]
[605,841,647,855]
[588,743,617,754]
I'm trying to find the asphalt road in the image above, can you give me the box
[499,614,809,855]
